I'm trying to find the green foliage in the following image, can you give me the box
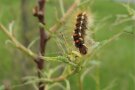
[0,0,134,90]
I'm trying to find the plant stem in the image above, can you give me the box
[33,0,48,90]
[96,65,100,90]
[79,74,83,90]
[33,0,80,88]
[49,0,80,33]
[0,24,36,59]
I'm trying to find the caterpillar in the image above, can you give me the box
[73,12,88,55]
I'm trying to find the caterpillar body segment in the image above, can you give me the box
[73,12,88,55]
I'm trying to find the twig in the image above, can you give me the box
[10,70,75,89]
[79,74,83,90]
[0,24,36,59]
[33,0,48,90]
[90,31,124,59]
[38,69,76,83]
[48,82,66,90]
[83,31,124,67]
[59,0,65,16]
[16,69,76,86]
[33,0,80,88]
[49,0,80,33]
[0,23,79,68]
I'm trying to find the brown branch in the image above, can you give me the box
[33,0,48,90]
[33,0,80,89]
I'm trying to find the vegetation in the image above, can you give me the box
[0,0,134,90]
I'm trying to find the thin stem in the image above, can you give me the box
[79,74,83,90]
[59,0,65,16]
[0,24,36,59]
[0,23,80,69]
[90,31,123,59]
[95,65,100,90]
[10,69,76,89]
[49,0,80,33]
[33,0,47,90]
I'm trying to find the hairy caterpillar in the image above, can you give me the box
[73,12,88,55]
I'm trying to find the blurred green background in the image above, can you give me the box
[0,0,134,90]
